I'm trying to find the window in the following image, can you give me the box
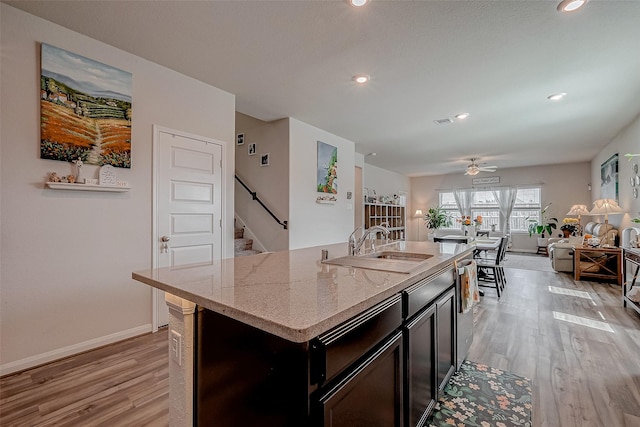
[438,187,541,232]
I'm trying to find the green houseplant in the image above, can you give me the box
[527,203,558,238]
[424,206,453,231]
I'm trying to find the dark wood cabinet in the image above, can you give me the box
[316,331,404,427]
[195,267,461,427]
[436,289,456,391]
[405,304,436,427]
[404,280,456,427]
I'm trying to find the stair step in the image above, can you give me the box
[234,227,244,239]
[234,238,253,251]
[235,249,262,257]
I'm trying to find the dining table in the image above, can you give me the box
[434,235,501,258]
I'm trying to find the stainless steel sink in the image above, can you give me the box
[363,251,432,261]
[322,251,433,274]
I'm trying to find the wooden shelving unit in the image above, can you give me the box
[364,203,406,240]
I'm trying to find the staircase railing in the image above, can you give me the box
[235,175,288,230]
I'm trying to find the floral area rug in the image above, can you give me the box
[425,360,532,427]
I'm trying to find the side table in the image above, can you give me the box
[574,246,622,285]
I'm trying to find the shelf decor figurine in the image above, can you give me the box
[73,158,83,183]
[48,172,61,182]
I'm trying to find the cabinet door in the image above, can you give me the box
[317,331,403,427]
[436,289,456,391]
[405,304,436,427]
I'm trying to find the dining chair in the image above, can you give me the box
[476,236,508,297]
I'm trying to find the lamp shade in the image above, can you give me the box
[590,199,623,215]
[414,209,424,218]
[566,204,590,216]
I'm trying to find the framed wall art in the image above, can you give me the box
[600,153,619,202]
[40,43,132,168]
[317,141,337,195]
[260,153,270,166]
[248,143,256,156]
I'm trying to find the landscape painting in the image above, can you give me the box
[317,141,337,194]
[40,43,132,168]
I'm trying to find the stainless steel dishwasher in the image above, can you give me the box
[455,254,475,369]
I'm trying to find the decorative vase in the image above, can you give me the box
[467,226,476,239]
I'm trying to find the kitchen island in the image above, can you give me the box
[132,240,474,427]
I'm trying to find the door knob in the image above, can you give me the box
[161,236,170,242]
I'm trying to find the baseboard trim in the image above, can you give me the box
[0,324,153,377]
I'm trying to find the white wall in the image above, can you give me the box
[591,113,640,230]
[0,4,235,374]
[363,163,410,202]
[235,113,289,251]
[288,118,355,249]
[410,162,591,250]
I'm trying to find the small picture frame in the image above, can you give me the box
[248,143,256,156]
[236,133,244,145]
[260,153,270,167]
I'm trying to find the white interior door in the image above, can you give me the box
[153,126,223,329]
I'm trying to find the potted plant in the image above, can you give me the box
[560,217,580,237]
[527,203,558,247]
[423,206,453,240]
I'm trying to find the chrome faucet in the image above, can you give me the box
[348,225,390,256]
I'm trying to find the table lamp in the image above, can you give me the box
[590,199,623,225]
[566,204,590,221]
[414,209,423,241]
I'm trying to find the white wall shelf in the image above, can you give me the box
[45,182,131,192]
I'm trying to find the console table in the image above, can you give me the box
[574,246,622,285]
[623,248,640,315]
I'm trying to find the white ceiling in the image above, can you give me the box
[5,0,640,176]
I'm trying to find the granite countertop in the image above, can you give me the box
[132,240,472,343]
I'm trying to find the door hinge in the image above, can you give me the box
[219,219,222,228]
[220,159,222,168]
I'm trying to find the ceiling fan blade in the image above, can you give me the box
[478,166,497,171]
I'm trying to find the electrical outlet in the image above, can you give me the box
[170,329,182,366]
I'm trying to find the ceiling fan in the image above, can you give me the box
[464,158,497,176]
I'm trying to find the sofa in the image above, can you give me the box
[548,237,583,272]
[583,221,618,246]
[547,221,618,272]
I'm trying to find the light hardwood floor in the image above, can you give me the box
[469,267,640,427]
[0,329,169,426]
[1,266,640,426]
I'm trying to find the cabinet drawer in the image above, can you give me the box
[311,294,402,385]
[403,269,455,319]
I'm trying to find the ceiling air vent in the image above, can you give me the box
[434,118,454,125]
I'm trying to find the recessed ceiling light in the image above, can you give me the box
[353,74,370,84]
[349,0,369,7]
[455,113,470,120]
[557,0,588,13]
[547,92,567,101]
